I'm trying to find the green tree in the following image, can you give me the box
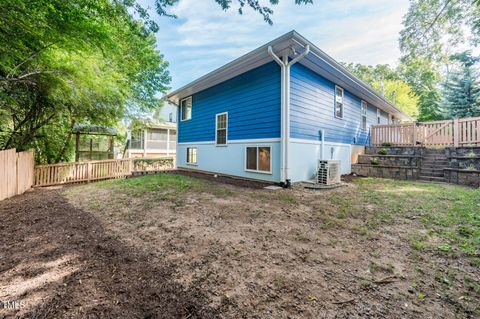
[400,58,443,121]
[440,51,480,118]
[152,0,314,25]
[399,0,480,121]
[0,0,170,163]
[345,63,419,118]
[0,0,314,163]
[400,0,478,63]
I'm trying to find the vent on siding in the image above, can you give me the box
[317,160,341,185]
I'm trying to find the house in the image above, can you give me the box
[165,31,410,184]
[127,103,177,158]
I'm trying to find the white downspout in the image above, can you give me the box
[268,46,287,183]
[268,44,310,185]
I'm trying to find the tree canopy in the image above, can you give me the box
[0,0,171,163]
[398,0,480,120]
[0,0,314,163]
[345,63,420,118]
[440,51,480,118]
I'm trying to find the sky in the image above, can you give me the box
[140,0,410,90]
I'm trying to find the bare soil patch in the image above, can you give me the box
[1,174,479,318]
[0,188,218,318]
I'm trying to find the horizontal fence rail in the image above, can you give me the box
[371,116,480,147]
[34,158,132,187]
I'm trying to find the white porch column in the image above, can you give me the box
[143,129,147,157]
[166,129,170,156]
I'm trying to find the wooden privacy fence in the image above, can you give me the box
[34,158,132,187]
[0,149,34,201]
[371,116,480,147]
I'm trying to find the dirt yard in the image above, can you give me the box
[1,173,479,318]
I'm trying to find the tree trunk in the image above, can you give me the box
[55,119,76,163]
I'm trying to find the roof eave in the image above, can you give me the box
[165,31,411,122]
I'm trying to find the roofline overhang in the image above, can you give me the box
[165,30,411,121]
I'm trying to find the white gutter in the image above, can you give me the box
[268,44,310,185]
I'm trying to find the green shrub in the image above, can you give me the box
[378,149,389,155]
[466,151,477,158]
[381,142,392,147]
[465,164,476,171]
[370,159,381,165]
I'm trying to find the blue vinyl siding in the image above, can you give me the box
[178,62,281,143]
[290,63,389,145]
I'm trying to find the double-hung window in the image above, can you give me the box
[377,108,381,124]
[335,86,344,118]
[361,101,367,130]
[186,147,197,165]
[245,146,271,174]
[216,112,228,145]
[180,96,192,121]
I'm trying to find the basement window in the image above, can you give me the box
[245,146,271,174]
[361,100,367,130]
[186,147,197,165]
[180,96,192,121]
[335,86,344,119]
[216,112,228,145]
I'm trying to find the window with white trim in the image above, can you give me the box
[388,114,393,124]
[335,86,344,118]
[216,112,227,145]
[245,146,271,173]
[377,108,381,124]
[361,100,367,130]
[186,147,197,164]
[180,96,192,121]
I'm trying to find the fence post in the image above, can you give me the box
[412,122,417,147]
[87,161,91,182]
[453,118,459,147]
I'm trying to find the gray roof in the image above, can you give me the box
[165,30,411,121]
[73,124,117,135]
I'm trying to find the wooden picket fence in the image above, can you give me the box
[34,158,132,187]
[0,149,34,201]
[371,116,480,147]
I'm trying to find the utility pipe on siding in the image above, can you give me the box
[321,129,325,160]
[268,44,310,185]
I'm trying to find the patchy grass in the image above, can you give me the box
[348,178,480,265]
[60,175,480,318]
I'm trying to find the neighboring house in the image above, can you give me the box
[165,31,410,184]
[127,103,177,158]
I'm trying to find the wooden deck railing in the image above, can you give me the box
[34,158,132,187]
[371,116,480,147]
